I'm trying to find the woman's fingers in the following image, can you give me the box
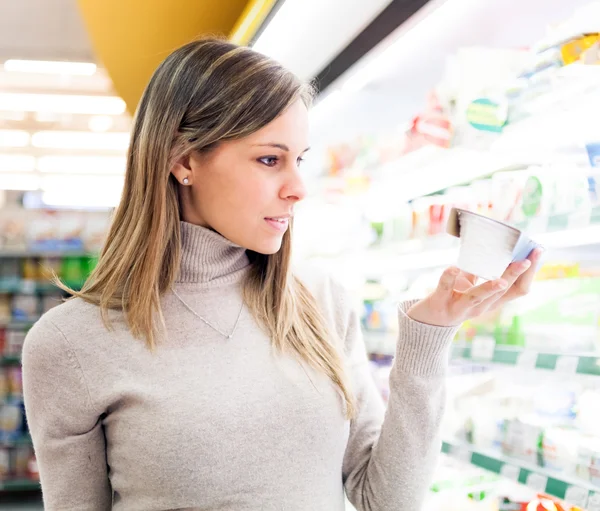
[478,259,531,310]
[491,248,543,310]
[455,278,507,311]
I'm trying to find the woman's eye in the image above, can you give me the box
[297,157,305,166]
[258,156,278,167]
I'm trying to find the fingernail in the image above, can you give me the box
[496,279,508,290]
[521,260,532,270]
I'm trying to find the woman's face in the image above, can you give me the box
[173,99,310,254]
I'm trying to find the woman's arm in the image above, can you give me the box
[22,318,112,511]
[343,251,541,509]
[342,300,456,510]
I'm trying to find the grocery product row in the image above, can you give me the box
[0,361,38,488]
[0,206,110,254]
[0,256,94,293]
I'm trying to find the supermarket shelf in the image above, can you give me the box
[0,281,61,294]
[0,318,39,328]
[0,250,93,259]
[0,435,32,449]
[451,342,600,377]
[320,223,600,271]
[0,479,40,491]
[442,440,600,508]
[0,356,23,365]
[0,281,81,295]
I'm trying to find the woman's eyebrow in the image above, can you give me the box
[254,143,310,153]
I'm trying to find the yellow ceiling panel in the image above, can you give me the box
[77,0,261,113]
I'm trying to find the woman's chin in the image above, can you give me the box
[249,236,284,255]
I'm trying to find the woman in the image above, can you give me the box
[22,38,540,511]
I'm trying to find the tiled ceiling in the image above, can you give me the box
[0,0,94,62]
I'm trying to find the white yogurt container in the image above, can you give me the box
[447,208,540,281]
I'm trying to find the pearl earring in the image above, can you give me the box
[183,177,189,185]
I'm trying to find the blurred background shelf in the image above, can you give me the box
[451,343,600,377]
[442,440,600,509]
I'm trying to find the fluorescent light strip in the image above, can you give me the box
[0,130,30,148]
[32,131,130,151]
[0,155,36,172]
[37,156,126,174]
[3,59,97,75]
[0,93,126,115]
[341,0,478,93]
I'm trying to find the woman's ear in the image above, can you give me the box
[171,154,193,186]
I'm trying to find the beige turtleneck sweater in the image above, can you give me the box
[22,222,458,511]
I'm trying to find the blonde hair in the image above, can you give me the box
[60,38,355,418]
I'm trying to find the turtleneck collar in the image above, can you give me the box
[175,221,250,285]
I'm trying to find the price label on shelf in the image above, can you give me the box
[471,338,496,361]
[588,493,600,511]
[564,486,589,508]
[526,473,547,492]
[555,356,579,374]
[517,351,538,369]
[500,464,520,482]
[450,445,472,463]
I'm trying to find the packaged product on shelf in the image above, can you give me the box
[0,295,11,322]
[0,216,27,251]
[21,257,39,282]
[586,143,600,168]
[541,426,580,474]
[56,214,86,251]
[7,366,22,396]
[26,213,59,252]
[13,444,33,478]
[0,258,21,290]
[0,367,7,399]
[0,399,23,443]
[0,447,9,481]
[60,256,88,288]
[575,436,600,484]
[560,34,600,66]
[27,452,39,481]
[4,329,27,357]
[11,294,38,321]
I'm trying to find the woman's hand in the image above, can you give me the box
[407,248,544,327]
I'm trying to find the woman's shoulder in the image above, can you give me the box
[24,297,116,355]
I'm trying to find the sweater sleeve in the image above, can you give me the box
[22,317,112,511]
[343,299,458,510]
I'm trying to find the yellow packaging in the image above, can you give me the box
[561,34,600,65]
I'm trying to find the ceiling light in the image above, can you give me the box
[0,173,39,191]
[3,59,97,76]
[37,156,126,174]
[31,131,130,151]
[88,115,114,132]
[0,154,36,172]
[0,93,126,115]
[0,130,30,148]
